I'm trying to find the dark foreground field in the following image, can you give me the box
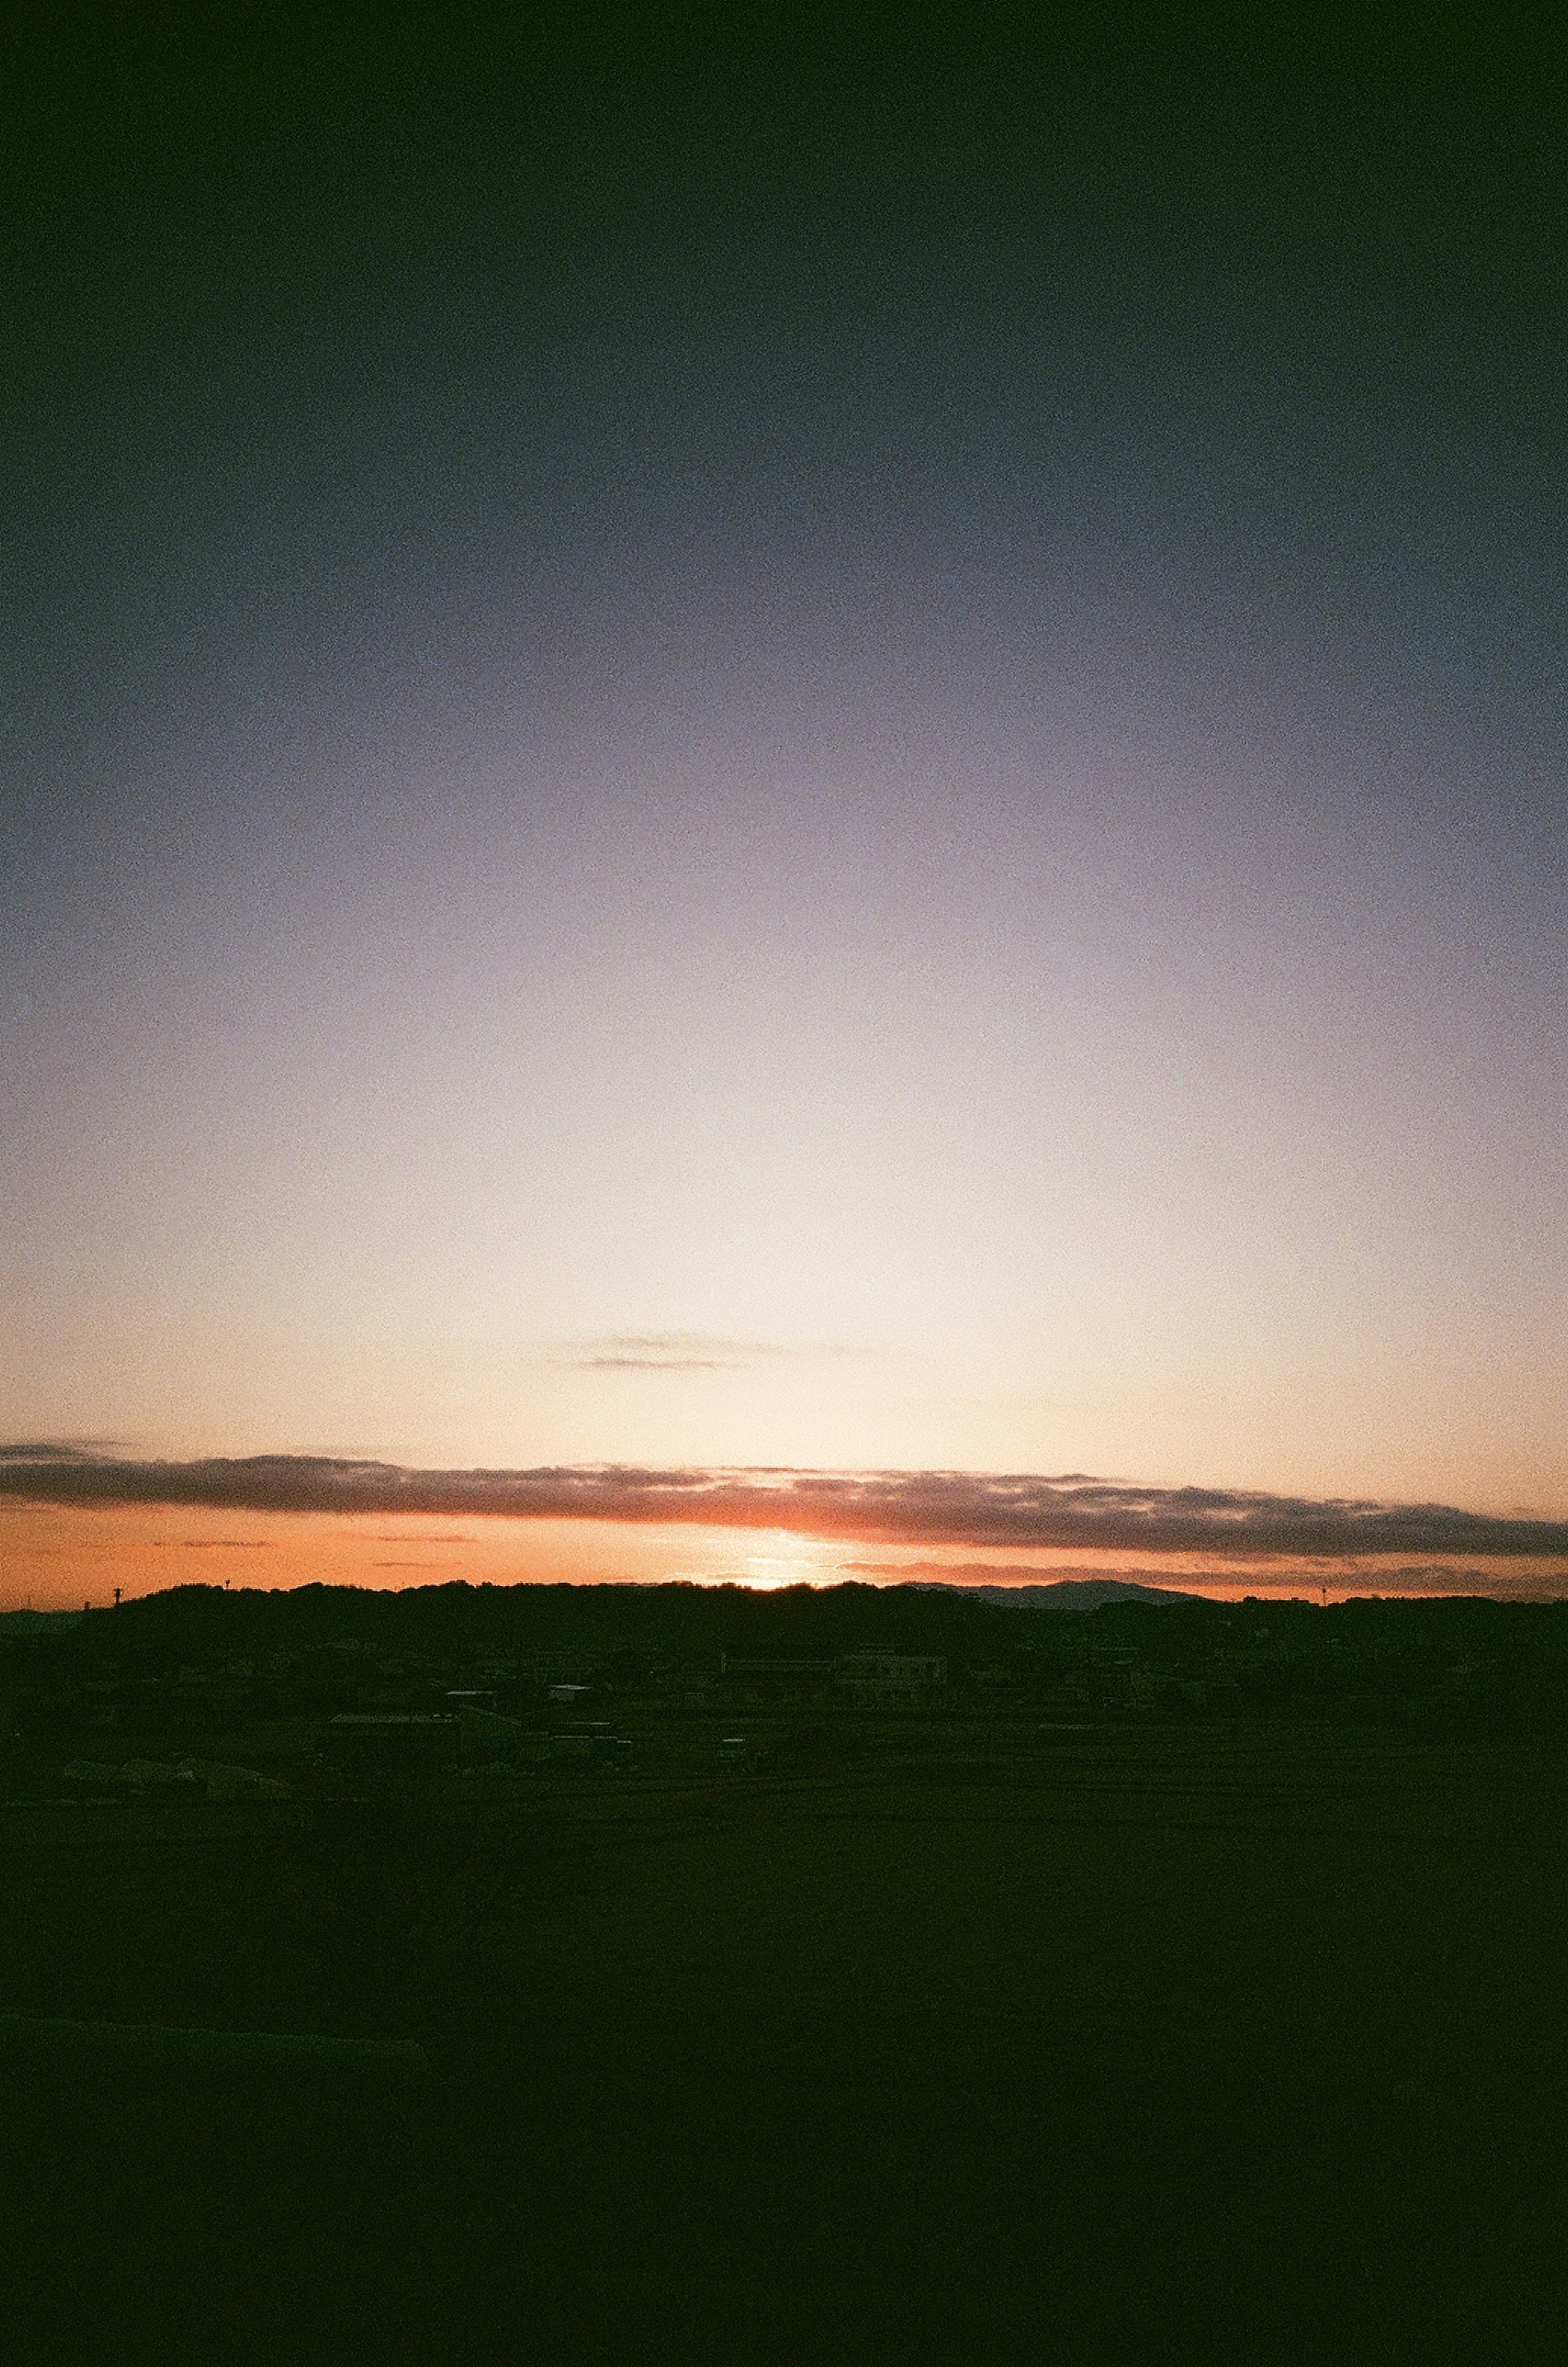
[4,1722,1567,2362]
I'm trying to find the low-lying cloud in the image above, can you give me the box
[3,1450,1567,1561]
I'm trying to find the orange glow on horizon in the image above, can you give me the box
[3,1499,1566,1613]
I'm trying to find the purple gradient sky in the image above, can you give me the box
[2,22,1564,1538]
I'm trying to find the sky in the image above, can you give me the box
[2,18,1565,1602]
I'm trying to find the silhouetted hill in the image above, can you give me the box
[62,1578,1037,1668]
[909,1578,1204,1609]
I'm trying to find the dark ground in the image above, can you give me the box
[4,1720,1566,2363]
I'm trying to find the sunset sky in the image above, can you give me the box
[3,20,1564,1603]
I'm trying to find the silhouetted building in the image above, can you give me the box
[832,1653,947,1708]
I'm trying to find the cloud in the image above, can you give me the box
[370,1533,471,1544]
[560,1335,877,1373]
[0,1440,123,1462]
[137,1538,276,1550]
[579,1356,744,1372]
[4,1453,1568,1561]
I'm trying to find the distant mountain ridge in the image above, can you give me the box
[907,1578,1205,1609]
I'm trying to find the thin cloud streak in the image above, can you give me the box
[559,1336,881,1373]
[0,1440,127,1462]
[578,1357,745,1373]
[3,1453,1567,1560]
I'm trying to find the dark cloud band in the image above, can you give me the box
[2,1451,1566,1560]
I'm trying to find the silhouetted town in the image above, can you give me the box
[6,1580,1568,2357]
[5,1581,1568,1814]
